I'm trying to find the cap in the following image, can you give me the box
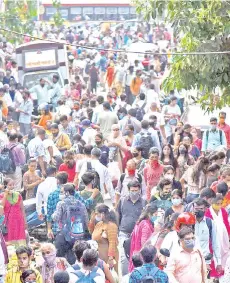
[81,119,91,126]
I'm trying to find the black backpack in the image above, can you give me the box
[206,130,223,145]
[0,145,17,174]
[136,102,146,122]
[139,132,154,159]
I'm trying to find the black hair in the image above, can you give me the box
[138,203,158,224]
[210,117,217,123]
[59,115,68,122]
[46,166,56,176]
[149,147,160,156]
[171,189,183,198]
[16,246,32,257]
[207,163,220,173]
[127,124,134,131]
[200,188,216,199]
[178,227,194,240]
[82,249,98,267]
[81,172,95,186]
[73,240,90,261]
[161,143,178,169]
[158,178,172,190]
[128,108,136,117]
[20,270,36,282]
[84,145,93,155]
[133,146,143,152]
[95,133,103,140]
[54,271,70,283]
[8,132,18,141]
[64,150,74,159]
[193,198,207,207]
[50,123,59,130]
[192,157,209,183]
[95,204,117,225]
[140,245,157,263]
[63,183,75,196]
[219,111,226,118]
[141,120,149,129]
[53,74,59,81]
[209,153,219,162]
[217,151,226,159]
[139,93,145,100]
[132,253,143,268]
[103,102,111,111]
[120,94,126,101]
[119,107,127,115]
[56,172,68,185]
[97,95,104,104]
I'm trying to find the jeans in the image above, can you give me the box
[119,231,130,276]
[55,232,76,265]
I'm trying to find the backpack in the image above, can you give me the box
[139,132,154,159]
[73,259,104,273]
[0,145,17,174]
[62,200,86,244]
[206,130,223,145]
[137,265,160,283]
[73,267,101,283]
[136,102,146,122]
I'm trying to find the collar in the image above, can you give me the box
[178,246,198,254]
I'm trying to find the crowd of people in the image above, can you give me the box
[0,19,230,283]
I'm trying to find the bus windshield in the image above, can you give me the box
[23,71,63,89]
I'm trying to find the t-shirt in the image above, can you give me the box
[59,163,76,183]
[97,111,118,139]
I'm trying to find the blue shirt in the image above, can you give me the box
[129,263,169,283]
[201,129,227,151]
[99,56,107,72]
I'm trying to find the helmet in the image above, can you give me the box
[174,212,196,232]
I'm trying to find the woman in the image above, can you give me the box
[58,150,76,183]
[23,158,44,199]
[39,243,69,283]
[176,143,194,179]
[131,146,146,175]
[106,63,115,90]
[38,105,53,130]
[205,195,230,280]
[161,144,179,177]
[128,203,158,272]
[94,133,109,167]
[65,82,80,101]
[91,204,119,272]
[80,172,104,217]
[163,165,182,191]
[164,189,184,221]
[191,127,202,151]
[123,124,135,169]
[20,270,39,283]
[182,136,200,160]
[106,124,128,173]
[180,156,209,203]
[0,178,27,246]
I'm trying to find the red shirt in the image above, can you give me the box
[59,163,76,182]
[218,122,230,148]
[193,138,202,151]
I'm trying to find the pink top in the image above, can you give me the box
[193,138,202,151]
[128,219,154,272]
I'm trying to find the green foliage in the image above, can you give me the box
[133,0,230,111]
[52,0,64,28]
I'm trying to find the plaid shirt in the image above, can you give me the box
[129,263,169,283]
[47,187,93,234]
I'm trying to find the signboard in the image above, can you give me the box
[23,48,58,71]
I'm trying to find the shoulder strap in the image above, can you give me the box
[141,102,146,110]
[219,130,223,144]
[137,265,159,279]
[120,173,126,186]
[87,161,92,171]
[205,217,212,240]
[206,130,209,142]
[72,270,84,278]
[137,173,142,185]
[72,263,81,271]
[197,249,205,283]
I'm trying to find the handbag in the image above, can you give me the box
[1,205,12,236]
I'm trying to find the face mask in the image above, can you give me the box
[129,191,140,202]
[43,251,56,267]
[0,215,4,225]
[95,140,102,146]
[212,204,221,211]
[179,148,186,154]
[125,130,132,136]
[150,160,159,167]
[26,281,36,283]
[195,210,205,218]
[59,194,65,201]
[119,114,124,120]
[95,215,102,222]
[132,152,139,158]
[211,125,217,131]
[172,198,182,206]
[161,193,171,200]
[184,239,195,249]
[53,132,59,137]
[165,174,174,181]
[127,169,135,176]
[150,215,157,223]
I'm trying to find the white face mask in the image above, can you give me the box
[165,174,174,181]
[59,193,65,201]
[172,198,182,206]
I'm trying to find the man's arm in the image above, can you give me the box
[52,201,63,222]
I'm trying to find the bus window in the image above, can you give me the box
[59,9,69,20]
[70,7,82,21]
[83,7,93,20]
[94,7,105,21]
[45,7,56,20]
[106,7,118,20]
[118,7,130,20]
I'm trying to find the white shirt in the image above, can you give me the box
[36,176,57,215]
[69,266,105,283]
[43,138,62,164]
[0,130,8,151]
[143,111,165,127]
[145,89,161,109]
[82,127,97,145]
[4,92,13,107]
[28,136,46,160]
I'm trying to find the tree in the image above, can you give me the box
[133,0,230,111]
[52,0,64,28]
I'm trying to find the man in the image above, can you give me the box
[130,245,168,283]
[131,146,146,175]
[36,166,57,220]
[123,65,135,105]
[92,95,104,124]
[59,115,77,143]
[115,159,145,205]
[149,115,165,147]
[18,90,33,136]
[202,117,227,153]
[165,227,207,283]
[50,123,72,154]
[70,101,84,123]
[98,51,107,91]
[0,121,8,151]
[94,133,109,167]
[47,172,97,239]
[132,120,161,158]
[52,183,89,264]
[29,78,50,105]
[5,246,42,283]
[69,249,105,282]
[42,133,62,168]
[81,119,97,146]
[162,96,181,143]
[49,74,61,107]
[145,84,160,109]
[28,128,47,176]
[116,180,146,276]
[5,132,26,191]
[97,102,118,139]
[218,111,230,162]
[119,108,141,135]
[78,147,114,202]
[193,198,222,273]
[54,271,69,283]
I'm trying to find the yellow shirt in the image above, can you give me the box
[54,133,72,150]
[5,266,42,283]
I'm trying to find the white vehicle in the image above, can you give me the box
[126,42,158,63]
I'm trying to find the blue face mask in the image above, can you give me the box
[150,215,157,223]
[0,215,4,225]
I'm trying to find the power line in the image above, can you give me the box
[1,27,230,56]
